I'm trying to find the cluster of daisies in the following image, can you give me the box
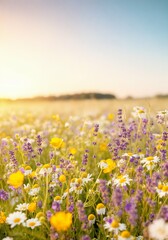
[0,106,168,239]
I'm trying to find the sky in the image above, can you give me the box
[0,0,168,99]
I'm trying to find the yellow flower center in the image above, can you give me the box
[25,166,32,170]
[111,220,119,228]
[127,152,133,156]
[32,184,39,188]
[117,175,126,183]
[81,172,87,178]
[54,196,61,201]
[29,222,36,227]
[162,186,168,192]
[14,218,21,223]
[138,110,144,114]
[146,156,154,161]
[158,184,163,190]
[121,230,131,237]
[77,178,82,184]
[88,214,95,221]
[96,203,105,210]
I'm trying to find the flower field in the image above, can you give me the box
[0,101,168,240]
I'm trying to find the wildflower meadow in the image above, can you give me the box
[0,102,168,240]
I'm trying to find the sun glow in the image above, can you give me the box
[0,74,33,99]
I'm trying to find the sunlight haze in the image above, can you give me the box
[0,0,168,99]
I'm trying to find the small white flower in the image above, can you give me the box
[104,219,126,235]
[81,173,93,185]
[15,203,29,211]
[6,211,27,228]
[156,183,168,198]
[132,106,146,119]
[96,203,106,215]
[24,169,32,176]
[23,183,30,191]
[157,110,168,118]
[148,218,168,240]
[113,174,132,187]
[28,187,40,196]
[39,167,52,175]
[24,218,41,229]
[141,156,160,170]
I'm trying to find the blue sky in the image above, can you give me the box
[0,0,168,98]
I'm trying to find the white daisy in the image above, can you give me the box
[15,203,29,211]
[156,183,168,198]
[81,173,93,185]
[38,164,52,176]
[104,219,126,235]
[28,187,40,196]
[6,211,27,228]
[113,174,132,187]
[24,218,41,229]
[141,156,160,170]
[132,106,146,119]
[157,110,168,118]
[148,218,168,240]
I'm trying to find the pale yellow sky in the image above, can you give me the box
[0,1,168,99]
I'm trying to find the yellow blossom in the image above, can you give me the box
[50,211,72,232]
[69,147,77,155]
[52,114,60,121]
[102,159,116,173]
[0,211,6,224]
[7,170,24,188]
[28,202,36,212]
[107,113,114,121]
[59,174,66,183]
[50,137,65,149]
[99,143,108,152]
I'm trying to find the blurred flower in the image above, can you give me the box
[148,218,168,240]
[7,171,24,189]
[39,164,52,175]
[98,159,116,173]
[118,230,132,240]
[28,202,36,212]
[15,203,29,211]
[0,211,6,224]
[50,137,64,149]
[141,156,160,170]
[50,211,72,232]
[156,183,168,198]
